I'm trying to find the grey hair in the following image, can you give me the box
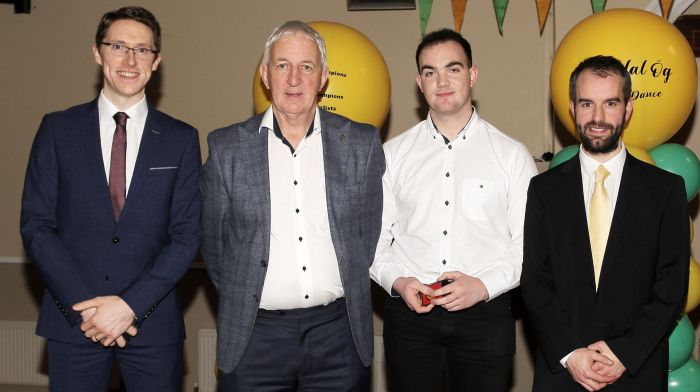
[262,20,327,69]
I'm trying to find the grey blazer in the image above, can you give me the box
[201,109,385,373]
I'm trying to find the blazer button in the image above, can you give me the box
[112,236,120,244]
[253,295,259,302]
[260,260,267,267]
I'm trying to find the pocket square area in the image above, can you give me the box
[149,166,178,171]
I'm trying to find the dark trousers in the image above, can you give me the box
[383,293,514,392]
[219,298,369,392]
[47,339,182,392]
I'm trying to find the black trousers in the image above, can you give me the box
[383,293,515,392]
[219,298,369,392]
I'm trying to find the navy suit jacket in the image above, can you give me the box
[201,109,385,373]
[21,99,201,346]
[521,153,689,391]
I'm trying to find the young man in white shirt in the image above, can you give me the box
[371,28,537,391]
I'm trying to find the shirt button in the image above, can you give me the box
[295,208,300,213]
[293,153,297,158]
[443,230,447,235]
[305,294,309,299]
[294,180,298,185]
[112,236,120,244]
[298,237,303,242]
[445,200,449,206]
[105,275,109,281]
[442,259,447,265]
[302,266,307,271]
[448,145,453,150]
[445,172,450,177]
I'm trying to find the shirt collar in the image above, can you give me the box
[426,106,478,144]
[97,90,148,123]
[259,106,322,136]
[579,141,627,179]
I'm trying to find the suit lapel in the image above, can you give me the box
[119,108,160,222]
[240,119,271,227]
[599,154,644,283]
[80,101,115,222]
[320,110,350,258]
[561,156,597,287]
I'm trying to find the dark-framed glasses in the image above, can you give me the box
[99,42,159,60]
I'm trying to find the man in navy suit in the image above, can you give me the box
[20,6,201,391]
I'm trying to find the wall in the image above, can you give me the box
[0,1,698,391]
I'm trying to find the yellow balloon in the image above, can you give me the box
[685,257,700,313]
[551,9,697,150]
[253,21,391,128]
[625,144,655,165]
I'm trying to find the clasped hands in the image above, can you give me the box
[72,296,137,348]
[565,341,626,392]
[392,271,488,313]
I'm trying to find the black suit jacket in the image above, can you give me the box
[21,100,201,345]
[521,152,689,391]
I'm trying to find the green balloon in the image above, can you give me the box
[649,143,700,202]
[549,145,580,169]
[669,315,695,371]
[669,359,700,391]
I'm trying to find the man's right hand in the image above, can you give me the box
[78,305,136,348]
[392,277,435,313]
[565,348,616,391]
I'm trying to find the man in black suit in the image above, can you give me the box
[20,6,200,391]
[521,55,689,392]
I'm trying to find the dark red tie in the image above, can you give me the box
[109,112,128,221]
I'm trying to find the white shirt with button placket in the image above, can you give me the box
[370,108,537,301]
[259,107,344,310]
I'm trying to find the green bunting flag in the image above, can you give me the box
[419,0,434,36]
[591,0,607,13]
[493,0,509,35]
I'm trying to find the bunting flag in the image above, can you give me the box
[591,0,607,13]
[493,0,509,35]
[535,0,552,34]
[419,0,434,36]
[451,0,468,32]
[660,0,674,19]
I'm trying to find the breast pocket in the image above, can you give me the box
[460,179,500,221]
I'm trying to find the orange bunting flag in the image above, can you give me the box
[535,0,552,34]
[660,0,674,19]
[452,0,468,32]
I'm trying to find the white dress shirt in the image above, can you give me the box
[259,107,344,310]
[98,91,148,195]
[560,144,626,367]
[370,109,538,300]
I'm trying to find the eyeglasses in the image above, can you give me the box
[99,42,159,60]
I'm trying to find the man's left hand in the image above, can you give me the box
[430,271,488,311]
[73,296,137,347]
[588,341,626,383]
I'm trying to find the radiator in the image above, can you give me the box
[197,329,217,392]
[197,329,388,392]
[0,321,48,386]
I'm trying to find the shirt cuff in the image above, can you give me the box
[560,351,575,368]
[474,269,510,301]
[379,267,405,297]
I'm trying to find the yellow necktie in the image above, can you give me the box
[589,165,610,289]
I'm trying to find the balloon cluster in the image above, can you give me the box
[549,9,700,389]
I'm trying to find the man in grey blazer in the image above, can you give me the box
[201,20,384,391]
